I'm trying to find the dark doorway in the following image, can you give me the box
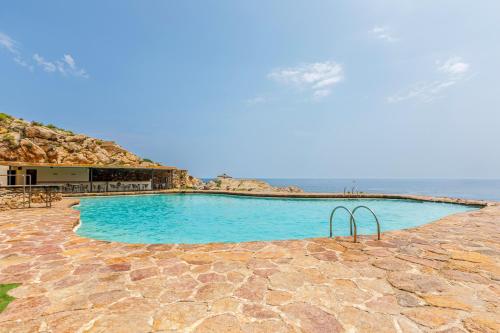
[26,169,37,185]
[7,170,16,186]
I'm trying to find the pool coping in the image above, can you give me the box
[66,189,495,207]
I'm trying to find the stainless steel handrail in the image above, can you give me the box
[351,205,381,240]
[329,206,357,243]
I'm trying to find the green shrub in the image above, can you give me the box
[142,158,154,163]
[2,134,16,147]
[0,113,12,122]
[31,121,43,127]
[46,124,58,130]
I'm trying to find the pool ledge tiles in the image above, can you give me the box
[0,198,499,332]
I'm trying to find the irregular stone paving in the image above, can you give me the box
[0,198,499,333]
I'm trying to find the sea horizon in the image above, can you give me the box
[203,178,500,201]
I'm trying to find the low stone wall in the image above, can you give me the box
[0,189,62,210]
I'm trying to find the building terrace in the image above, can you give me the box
[0,161,187,193]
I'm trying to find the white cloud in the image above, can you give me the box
[0,31,88,78]
[33,53,89,78]
[387,56,471,103]
[0,31,33,71]
[268,61,344,99]
[437,57,470,75]
[33,53,57,72]
[371,26,398,42]
[0,32,18,53]
[63,54,75,68]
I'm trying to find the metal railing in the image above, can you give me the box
[351,205,381,240]
[329,205,381,242]
[329,206,357,242]
[1,173,58,208]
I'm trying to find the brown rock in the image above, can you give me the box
[373,258,412,271]
[194,282,233,301]
[422,295,472,311]
[463,315,500,333]
[387,272,450,294]
[198,272,226,283]
[194,314,243,333]
[281,302,344,333]
[153,302,208,330]
[450,251,493,264]
[89,290,129,308]
[130,267,159,281]
[211,297,240,313]
[242,304,279,319]
[266,290,293,306]
[403,307,458,328]
[241,320,293,333]
[235,275,267,302]
[180,253,215,265]
[338,306,397,332]
[396,292,426,307]
[269,271,304,291]
[365,295,401,314]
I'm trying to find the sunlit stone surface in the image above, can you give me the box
[0,198,499,332]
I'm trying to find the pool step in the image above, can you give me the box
[329,206,381,243]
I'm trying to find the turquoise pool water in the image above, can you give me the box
[75,194,476,244]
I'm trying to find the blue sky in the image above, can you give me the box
[1,1,499,178]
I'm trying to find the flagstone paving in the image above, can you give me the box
[0,198,499,333]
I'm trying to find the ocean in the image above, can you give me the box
[262,179,500,202]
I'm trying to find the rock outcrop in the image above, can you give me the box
[0,113,158,167]
[201,176,303,193]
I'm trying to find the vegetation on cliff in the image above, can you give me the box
[0,113,158,166]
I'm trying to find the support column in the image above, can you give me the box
[89,168,93,192]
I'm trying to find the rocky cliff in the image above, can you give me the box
[201,177,303,193]
[0,113,158,166]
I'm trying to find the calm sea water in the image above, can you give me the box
[76,194,475,244]
[261,179,500,202]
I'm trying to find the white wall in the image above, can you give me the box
[16,167,89,183]
[0,165,8,186]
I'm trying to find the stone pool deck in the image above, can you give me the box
[0,197,499,333]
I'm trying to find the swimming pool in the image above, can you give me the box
[75,194,476,244]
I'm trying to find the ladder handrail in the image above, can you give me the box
[329,206,357,243]
[351,205,381,240]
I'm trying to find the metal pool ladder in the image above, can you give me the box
[329,205,381,242]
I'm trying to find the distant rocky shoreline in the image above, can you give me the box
[191,175,303,193]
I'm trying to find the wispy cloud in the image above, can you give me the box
[0,31,88,78]
[371,26,398,43]
[33,53,56,72]
[268,61,344,100]
[33,53,89,78]
[437,57,470,75]
[387,57,471,103]
[0,32,17,53]
[0,31,33,70]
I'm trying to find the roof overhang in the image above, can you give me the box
[0,161,177,171]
